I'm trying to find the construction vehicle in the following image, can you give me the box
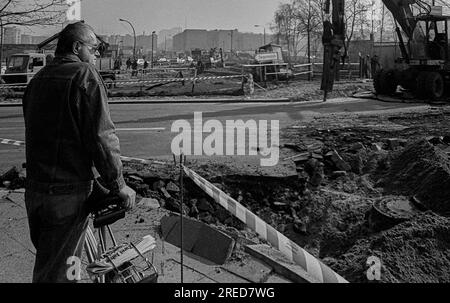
[0,21,115,87]
[250,43,293,82]
[1,53,50,84]
[320,0,345,101]
[374,0,450,100]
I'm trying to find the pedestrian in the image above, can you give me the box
[22,21,136,283]
[126,57,131,70]
[131,58,138,77]
[371,54,380,77]
[143,60,148,75]
[365,54,371,79]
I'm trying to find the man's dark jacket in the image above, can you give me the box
[22,54,125,193]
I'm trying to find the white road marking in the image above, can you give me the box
[116,127,166,131]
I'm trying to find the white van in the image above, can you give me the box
[1,53,47,84]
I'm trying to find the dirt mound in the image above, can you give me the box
[328,213,450,283]
[378,139,450,215]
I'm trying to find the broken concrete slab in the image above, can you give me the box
[139,198,160,210]
[244,244,319,283]
[327,150,351,171]
[161,215,235,265]
[158,241,248,283]
[220,257,272,283]
[166,182,180,192]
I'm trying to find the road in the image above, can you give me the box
[0,97,429,171]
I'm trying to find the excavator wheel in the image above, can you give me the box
[416,71,444,100]
[374,69,398,95]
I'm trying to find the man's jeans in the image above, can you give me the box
[25,182,93,283]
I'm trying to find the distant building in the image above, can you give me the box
[172,29,273,52]
[4,27,21,44]
[158,27,182,51]
[21,34,33,44]
[31,36,50,45]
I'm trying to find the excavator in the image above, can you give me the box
[321,0,345,102]
[375,0,450,100]
[321,0,450,101]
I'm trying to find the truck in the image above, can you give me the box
[250,44,293,82]
[1,53,49,85]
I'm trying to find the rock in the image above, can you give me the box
[215,207,231,223]
[328,150,351,171]
[139,198,160,210]
[350,142,365,152]
[190,204,200,218]
[198,212,215,224]
[197,198,214,213]
[370,143,383,151]
[293,218,307,234]
[272,201,289,211]
[164,197,180,212]
[127,175,144,182]
[331,171,347,178]
[0,166,20,182]
[386,138,401,150]
[443,135,450,145]
[426,136,444,145]
[160,187,172,199]
[152,180,165,191]
[166,181,180,192]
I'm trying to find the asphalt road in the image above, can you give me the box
[0,98,428,171]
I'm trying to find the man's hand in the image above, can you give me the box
[117,185,136,211]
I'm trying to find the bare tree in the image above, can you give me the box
[0,0,67,27]
[272,0,325,63]
[342,0,372,62]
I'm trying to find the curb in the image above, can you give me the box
[0,98,293,107]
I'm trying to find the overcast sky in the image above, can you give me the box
[24,0,285,36]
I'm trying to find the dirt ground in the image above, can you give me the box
[104,104,450,283]
[2,74,450,283]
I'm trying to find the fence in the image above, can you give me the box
[0,71,249,94]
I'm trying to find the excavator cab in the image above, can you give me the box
[421,17,449,60]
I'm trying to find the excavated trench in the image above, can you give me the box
[117,132,450,283]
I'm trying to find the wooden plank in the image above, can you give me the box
[244,244,319,283]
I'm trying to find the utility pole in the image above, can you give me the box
[0,18,3,70]
[307,0,311,80]
[151,31,155,68]
[230,30,233,52]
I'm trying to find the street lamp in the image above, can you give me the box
[119,18,136,59]
[254,25,266,45]
[151,31,156,68]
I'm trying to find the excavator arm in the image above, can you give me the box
[320,0,345,101]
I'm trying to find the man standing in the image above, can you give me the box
[22,22,136,283]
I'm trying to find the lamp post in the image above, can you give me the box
[254,25,266,45]
[119,18,136,59]
[0,18,3,70]
[151,31,156,68]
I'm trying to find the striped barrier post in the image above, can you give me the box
[182,165,348,283]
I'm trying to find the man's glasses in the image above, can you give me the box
[78,41,101,55]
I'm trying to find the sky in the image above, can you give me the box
[22,0,286,36]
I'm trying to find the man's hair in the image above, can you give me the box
[55,21,95,56]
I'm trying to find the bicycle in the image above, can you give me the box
[82,193,159,283]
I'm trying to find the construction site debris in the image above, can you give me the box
[379,139,450,216]
[161,215,235,265]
